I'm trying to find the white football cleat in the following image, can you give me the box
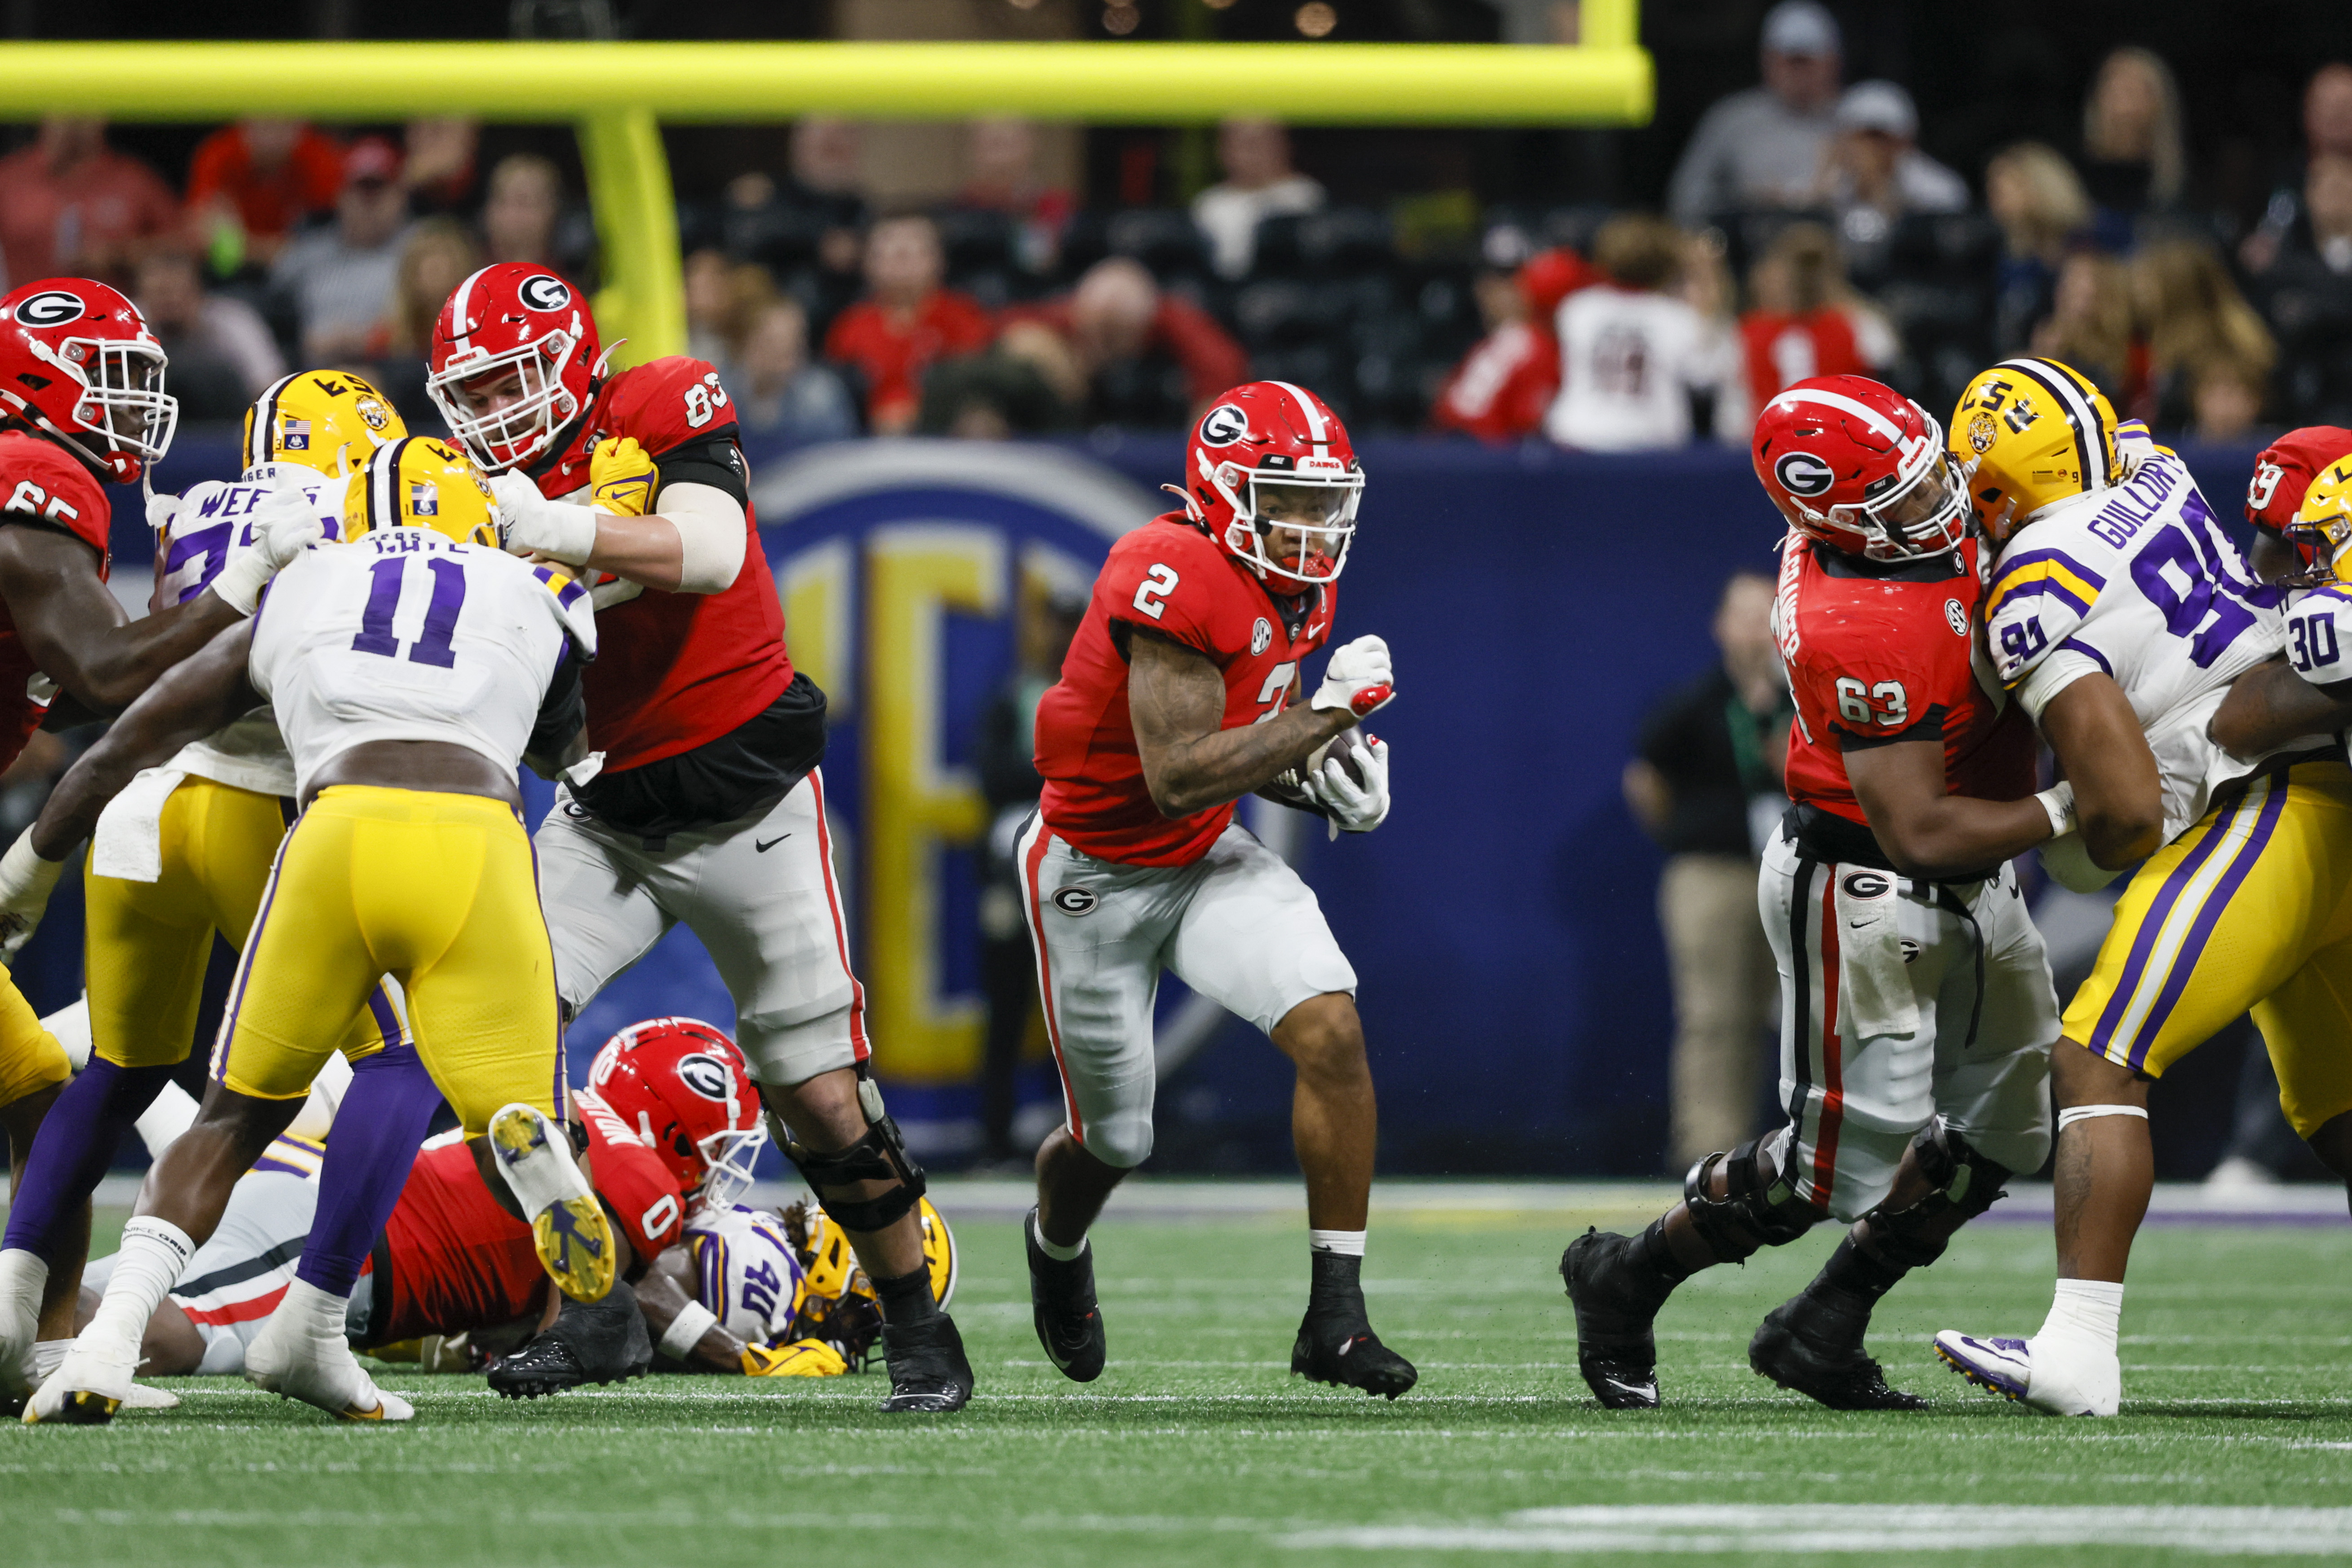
[22,1334,138,1425]
[246,1302,412,1423]
[1934,1329,2121,1417]
[0,1248,45,1406]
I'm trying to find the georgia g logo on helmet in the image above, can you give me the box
[1774,451,1836,498]
[517,274,572,313]
[674,1053,735,1102]
[1198,404,1250,447]
[13,290,84,328]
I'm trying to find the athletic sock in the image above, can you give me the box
[1306,1249,1369,1322]
[873,1265,940,1326]
[1030,1211,1088,1263]
[296,1044,443,1297]
[1308,1228,1367,1258]
[0,1060,175,1259]
[84,1218,195,1355]
[2038,1278,2124,1353]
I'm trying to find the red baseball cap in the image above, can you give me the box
[343,137,403,188]
[2248,425,2352,531]
[1517,247,1598,321]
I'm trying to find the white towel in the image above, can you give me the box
[90,767,186,883]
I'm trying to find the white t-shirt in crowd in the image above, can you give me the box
[1191,174,1326,279]
[1544,286,1738,451]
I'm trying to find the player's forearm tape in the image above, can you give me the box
[659,482,748,594]
[209,549,276,616]
[658,1301,719,1360]
[2056,1104,2149,1131]
[523,499,602,567]
[2035,782,2079,840]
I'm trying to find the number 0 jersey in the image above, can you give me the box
[249,530,596,799]
[1034,513,1335,867]
[1774,530,2034,830]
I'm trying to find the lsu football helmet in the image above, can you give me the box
[1752,375,1968,562]
[1949,358,2123,539]
[584,1017,767,1213]
[2286,456,2352,587]
[1179,380,1364,587]
[782,1194,958,1371]
[343,436,502,548]
[0,277,176,483]
[425,262,606,473]
[244,369,406,478]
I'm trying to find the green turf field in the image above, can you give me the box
[6,1186,2352,1566]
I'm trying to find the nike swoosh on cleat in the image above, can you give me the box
[1599,1377,1657,1403]
[755,835,790,852]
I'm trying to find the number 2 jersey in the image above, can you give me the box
[248,529,596,800]
[1775,529,2034,835]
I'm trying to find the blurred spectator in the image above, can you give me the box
[2130,240,2274,433]
[2078,46,2187,242]
[1738,222,1895,411]
[270,137,413,365]
[1430,248,1592,443]
[2251,153,2352,427]
[1677,228,1752,438]
[918,340,1071,438]
[363,217,480,417]
[2188,353,2268,443]
[402,118,479,216]
[185,119,345,274]
[130,246,284,413]
[959,118,1074,276]
[1986,141,2093,355]
[1624,568,1791,1168]
[684,248,783,366]
[480,154,565,272]
[1814,81,1968,258]
[726,298,858,443]
[1192,119,1326,280]
[722,118,869,278]
[1545,214,1739,451]
[2030,251,2143,412]
[2242,64,2352,276]
[0,116,178,287]
[997,256,1246,428]
[1665,0,1842,228]
[823,215,994,434]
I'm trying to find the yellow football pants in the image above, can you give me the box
[212,786,560,1136]
[2062,760,2352,1137]
[85,776,397,1071]
[0,961,67,1108]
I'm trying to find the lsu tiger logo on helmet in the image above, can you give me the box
[245,369,409,479]
[1948,358,2123,539]
[343,436,501,548]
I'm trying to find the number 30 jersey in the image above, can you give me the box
[1985,450,2315,843]
[1774,529,2034,830]
[248,530,597,799]
[1035,512,1335,867]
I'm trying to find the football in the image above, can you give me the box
[1298,731,1376,792]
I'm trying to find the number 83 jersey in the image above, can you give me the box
[250,530,598,800]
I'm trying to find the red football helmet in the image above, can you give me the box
[2249,425,2352,534]
[1178,380,1364,587]
[585,1017,766,1211]
[1752,375,1968,563]
[425,263,607,473]
[0,278,176,484]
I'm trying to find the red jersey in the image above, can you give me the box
[822,290,994,429]
[1774,532,2034,830]
[0,433,110,774]
[1431,322,1558,443]
[528,356,793,772]
[1740,309,1868,411]
[1035,514,1335,867]
[375,1092,688,1342]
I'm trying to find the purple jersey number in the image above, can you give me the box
[350,552,468,666]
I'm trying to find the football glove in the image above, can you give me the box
[0,828,64,962]
[208,475,324,616]
[589,436,658,519]
[1310,635,1395,719]
[490,471,600,567]
[1304,736,1391,839]
[742,1339,849,1378]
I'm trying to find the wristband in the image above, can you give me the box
[658,1300,718,1360]
[2034,782,2078,839]
[0,828,64,899]
[209,549,273,616]
[516,500,602,567]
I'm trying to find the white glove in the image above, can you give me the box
[1310,635,1395,719]
[144,488,177,532]
[1305,735,1391,839]
[492,471,600,567]
[0,829,65,963]
[208,475,323,615]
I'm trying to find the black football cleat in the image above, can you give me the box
[487,1278,652,1400]
[878,1312,974,1413]
[1291,1311,1419,1400]
[1024,1208,1106,1383]
[1748,1291,1925,1412]
[1562,1228,1669,1409]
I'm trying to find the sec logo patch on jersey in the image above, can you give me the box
[1051,886,1099,916]
[1251,617,1273,655]
[1946,598,1969,637]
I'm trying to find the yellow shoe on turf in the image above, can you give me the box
[487,1103,615,1303]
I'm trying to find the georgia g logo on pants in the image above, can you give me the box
[1051,886,1099,916]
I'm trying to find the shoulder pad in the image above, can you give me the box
[1985,539,2107,685]
[0,437,111,557]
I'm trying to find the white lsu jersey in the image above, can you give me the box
[1984,450,2325,842]
[686,1202,807,1345]
[248,528,597,799]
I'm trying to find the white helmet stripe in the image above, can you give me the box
[1270,380,1328,444]
[1765,386,1904,442]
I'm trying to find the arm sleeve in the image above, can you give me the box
[1985,543,2104,686]
[651,481,749,596]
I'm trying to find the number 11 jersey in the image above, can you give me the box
[249,530,598,800]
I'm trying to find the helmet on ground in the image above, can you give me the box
[244,368,406,478]
[1179,380,1364,587]
[343,436,502,548]
[781,1193,956,1372]
[1752,375,1968,562]
[0,277,176,483]
[1949,358,2123,538]
[584,1017,767,1213]
[426,262,604,473]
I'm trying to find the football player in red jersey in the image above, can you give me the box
[1564,376,2074,1411]
[422,264,969,1412]
[1019,381,1415,1400]
[0,278,316,1407]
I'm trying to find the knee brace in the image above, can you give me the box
[774,1067,929,1235]
[1682,1138,1821,1262]
[1861,1122,2015,1270]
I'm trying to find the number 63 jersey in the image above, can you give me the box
[249,530,598,799]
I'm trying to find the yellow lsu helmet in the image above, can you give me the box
[243,369,406,477]
[343,436,501,548]
[2290,457,2352,586]
[1950,358,2124,537]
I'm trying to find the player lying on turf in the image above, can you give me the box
[1019,381,1414,1399]
[18,439,613,1424]
[1938,399,2352,1417]
[1567,376,2072,1411]
[0,369,418,1413]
